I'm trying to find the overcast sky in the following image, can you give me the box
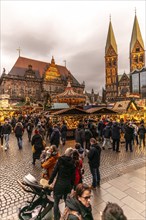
[1,0,145,94]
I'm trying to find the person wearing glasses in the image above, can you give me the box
[61,183,94,220]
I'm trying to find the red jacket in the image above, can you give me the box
[74,159,83,186]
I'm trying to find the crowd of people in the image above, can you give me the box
[0,113,145,219]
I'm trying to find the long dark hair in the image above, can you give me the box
[102,202,127,220]
[72,149,80,167]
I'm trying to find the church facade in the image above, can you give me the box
[105,14,145,102]
[0,56,84,104]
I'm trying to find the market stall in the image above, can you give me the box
[112,100,142,123]
[0,107,16,122]
[86,107,118,121]
[51,107,89,139]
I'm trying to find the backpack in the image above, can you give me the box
[60,207,82,220]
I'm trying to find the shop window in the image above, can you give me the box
[136,48,140,52]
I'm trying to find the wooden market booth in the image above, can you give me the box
[86,107,118,121]
[112,100,141,123]
[51,107,89,139]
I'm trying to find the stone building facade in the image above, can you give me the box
[0,56,84,104]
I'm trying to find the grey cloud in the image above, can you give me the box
[68,48,105,93]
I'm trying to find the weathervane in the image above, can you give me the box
[109,14,111,22]
[135,7,137,15]
[16,46,21,57]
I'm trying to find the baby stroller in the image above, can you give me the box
[17,174,54,220]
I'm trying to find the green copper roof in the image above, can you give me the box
[130,15,144,52]
[105,21,117,55]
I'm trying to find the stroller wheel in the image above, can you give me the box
[18,205,32,220]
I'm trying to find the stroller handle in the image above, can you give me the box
[17,180,34,193]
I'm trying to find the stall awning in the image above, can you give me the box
[86,107,117,114]
[51,107,89,115]
[112,100,139,112]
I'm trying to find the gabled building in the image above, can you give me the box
[0,56,84,103]
[118,72,130,98]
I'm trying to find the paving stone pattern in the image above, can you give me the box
[0,132,145,220]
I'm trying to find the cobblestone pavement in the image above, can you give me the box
[0,132,145,220]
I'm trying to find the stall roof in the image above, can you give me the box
[51,103,69,110]
[86,107,117,114]
[51,107,89,115]
[112,100,139,112]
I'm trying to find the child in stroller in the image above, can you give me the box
[17,174,54,220]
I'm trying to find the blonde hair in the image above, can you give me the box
[64,147,74,157]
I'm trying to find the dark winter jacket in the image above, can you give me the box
[49,156,75,196]
[124,125,134,141]
[64,196,94,220]
[2,123,12,135]
[88,144,101,168]
[103,125,111,138]
[26,122,34,133]
[61,124,68,138]
[138,125,146,139]
[31,134,44,159]
[85,128,93,141]
[75,128,85,144]
[97,121,105,134]
[50,127,60,147]
[111,123,121,139]
[0,124,3,136]
[14,123,24,137]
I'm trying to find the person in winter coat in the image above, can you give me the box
[102,123,112,150]
[124,123,134,152]
[0,122,3,147]
[26,120,34,142]
[11,116,16,131]
[138,124,146,148]
[46,120,53,141]
[31,129,44,165]
[37,122,45,140]
[87,138,101,189]
[111,122,121,152]
[2,120,12,151]
[14,122,24,149]
[61,121,68,145]
[84,125,93,150]
[61,183,94,220]
[132,123,139,145]
[72,150,83,189]
[75,124,85,149]
[48,147,75,220]
[97,120,105,142]
[41,145,60,180]
[50,124,61,148]
[75,143,85,160]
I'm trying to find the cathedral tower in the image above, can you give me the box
[105,17,118,101]
[130,13,145,72]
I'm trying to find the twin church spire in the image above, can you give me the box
[105,13,145,100]
[105,16,117,55]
